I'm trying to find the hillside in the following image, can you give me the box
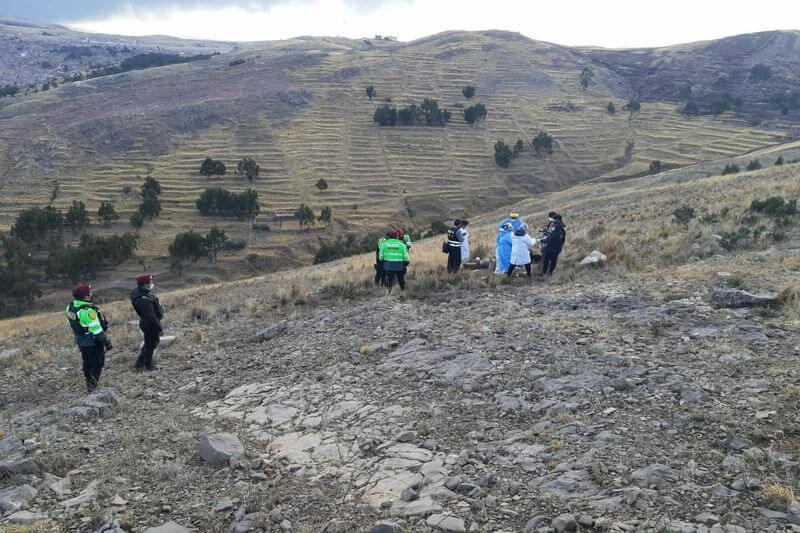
[0,28,799,309]
[1,160,799,531]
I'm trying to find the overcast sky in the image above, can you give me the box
[4,0,799,47]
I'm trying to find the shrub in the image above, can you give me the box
[606,101,616,114]
[366,85,375,99]
[141,175,162,198]
[236,158,260,180]
[750,197,798,218]
[750,63,773,82]
[318,206,332,226]
[313,232,382,264]
[168,231,207,262]
[204,226,228,260]
[462,85,475,99]
[512,139,524,157]
[624,99,641,113]
[464,103,487,124]
[138,196,161,219]
[97,201,119,224]
[746,159,761,171]
[397,104,420,125]
[315,178,328,190]
[373,104,397,126]
[532,131,554,157]
[0,85,20,98]
[0,263,41,316]
[130,212,144,228]
[196,188,260,218]
[429,220,449,235]
[579,67,594,90]
[294,203,315,227]
[46,233,137,280]
[672,205,696,224]
[10,206,64,242]
[494,141,513,168]
[775,156,784,166]
[682,101,699,115]
[421,98,450,126]
[649,160,662,174]
[228,58,246,67]
[722,163,740,175]
[65,200,90,230]
[200,157,226,176]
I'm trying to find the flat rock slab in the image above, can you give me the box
[7,510,49,524]
[426,514,466,532]
[711,288,777,308]
[199,433,244,466]
[0,484,38,512]
[255,321,288,341]
[632,464,678,488]
[143,521,192,533]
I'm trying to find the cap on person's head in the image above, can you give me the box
[514,227,526,236]
[136,274,153,286]
[454,219,462,226]
[548,211,557,218]
[553,213,562,221]
[385,230,394,238]
[72,284,92,300]
[510,212,519,219]
[461,220,469,226]
[396,229,405,238]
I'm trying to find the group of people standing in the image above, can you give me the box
[374,229,413,292]
[495,211,566,278]
[66,274,164,392]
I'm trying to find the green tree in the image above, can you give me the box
[204,226,227,260]
[315,178,329,190]
[682,101,699,115]
[138,196,161,219]
[532,131,554,158]
[462,85,475,99]
[373,104,398,126]
[65,200,90,230]
[199,157,226,176]
[141,175,162,198]
[237,158,260,181]
[512,139,524,157]
[649,160,662,174]
[746,159,761,171]
[130,212,144,228]
[10,206,64,242]
[195,188,259,219]
[750,63,773,82]
[722,163,740,175]
[397,104,420,125]
[294,203,315,227]
[463,103,487,124]
[318,206,332,227]
[775,156,784,166]
[494,141,513,168]
[607,101,616,114]
[97,201,119,224]
[579,66,594,90]
[420,98,450,126]
[678,83,693,101]
[624,99,641,115]
[366,85,375,99]
[168,231,208,263]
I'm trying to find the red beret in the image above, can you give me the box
[72,284,92,299]
[136,274,153,284]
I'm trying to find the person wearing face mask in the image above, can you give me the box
[130,274,163,371]
[66,284,112,391]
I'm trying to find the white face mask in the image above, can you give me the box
[146,283,155,291]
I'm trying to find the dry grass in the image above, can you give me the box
[777,284,800,323]
[760,484,798,505]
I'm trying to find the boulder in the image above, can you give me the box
[0,347,21,361]
[143,522,191,533]
[632,464,678,488]
[61,481,98,508]
[426,514,466,532]
[255,321,288,341]
[0,457,42,476]
[711,288,777,308]
[7,509,48,524]
[371,522,401,533]
[199,433,244,466]
[579,250,607,265]
[551,513,578,532]
[0,484,38,512]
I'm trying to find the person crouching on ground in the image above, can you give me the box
[66,284,112,392]
[379,230,410,292]
[131,274,163,371]
[538,213,566,276]
[507,225,537,278]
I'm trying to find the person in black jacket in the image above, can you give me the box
[539,214,566,275]
[130,274,163,371]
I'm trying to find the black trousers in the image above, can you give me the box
[507,263,532,277]
[385,269,406,291]
[80,344,106,391]
[541,249,561,274]
[374,262,385,286]
[447,247,461,273]
[136,326,160,369]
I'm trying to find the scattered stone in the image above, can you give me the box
[255,321,288,341]
[159,335,177,348]
[371,521,401,533]
[215,497,234,511]
[199,433,244,466]
[426,514,466,533]
[111,494,127,506]
[711,288,777,308]
[0,484,38,512]
[65,388,119,418]
[323,519,354,532]
[680,384,706,403]
[7,509,48,524]
[95,520,128,533]
[695,512,720,525]
[579,250,607,265]
[551,513,578,532]
[143,521,191,533]
[631,464,678,488]
[400,487,418,502]
[61,481,97,508]
[396,430,416,442]
[0,458,41,476]
[0,347,21,361]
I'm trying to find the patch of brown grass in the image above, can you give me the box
[760,484,797,505]
[777,284,800,324]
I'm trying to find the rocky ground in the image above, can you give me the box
[1,267,799,532]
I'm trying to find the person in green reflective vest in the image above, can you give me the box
[379,232,410,292]
[65,284,112,392]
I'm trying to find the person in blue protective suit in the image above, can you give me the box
[497,212,523,232]
[494,223,513,274]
